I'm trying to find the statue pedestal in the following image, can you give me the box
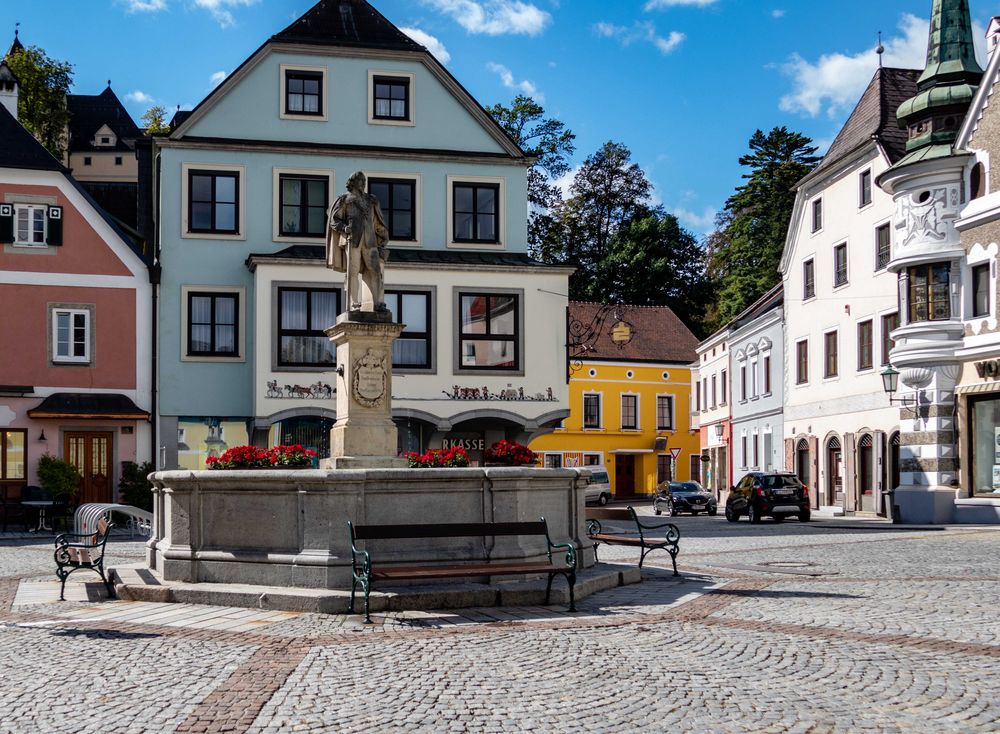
[325,312,407,469]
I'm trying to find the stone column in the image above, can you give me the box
[325,312,407,469]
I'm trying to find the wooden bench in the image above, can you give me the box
[586,506,680,575]
[348,519,577,623]
[54,517,115,601]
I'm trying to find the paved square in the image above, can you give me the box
[2,516,1000,732]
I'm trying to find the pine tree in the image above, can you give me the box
[708,127,819,326]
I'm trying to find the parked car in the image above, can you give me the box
[584,466,612,505]
[725,472,811,523]
[654,481,717,516]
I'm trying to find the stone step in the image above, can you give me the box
[112,563,641,615]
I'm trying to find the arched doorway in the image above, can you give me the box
[826,435,842,506]
[858,434,874,512]
[888,431,900,492]
[795,438,810,489]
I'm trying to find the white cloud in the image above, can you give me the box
[593,21,685,55]
[552,166,580,199]
[209,70,228,87]
[487,62,543,101]
[120,0,167,11]
[192,0,259,28]
[779,14,987,118]
[421,0,551,36]
[771,9,785,18]
[399,27,452,64]
[671,206,717,234]
[125,90,155,104]
[644,0,717,8]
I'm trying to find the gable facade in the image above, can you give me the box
[151,1,568,469]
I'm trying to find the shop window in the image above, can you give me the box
[544,454,562,469]
[969,396,1000,496]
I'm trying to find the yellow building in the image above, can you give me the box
[531,303,700,498]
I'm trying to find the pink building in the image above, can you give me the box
[0,92,152,507]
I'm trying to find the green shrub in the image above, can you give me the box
[36,454,80,500]
[119,461,154,511]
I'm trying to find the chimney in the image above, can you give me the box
[989,16,1000,59]
[0,60,17,118]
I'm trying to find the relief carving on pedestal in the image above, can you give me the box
[351,349,387,408]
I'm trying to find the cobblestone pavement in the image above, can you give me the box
[2,518,1000,732]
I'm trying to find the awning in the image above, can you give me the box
[955,383,1000,395]
[27,393,150,420]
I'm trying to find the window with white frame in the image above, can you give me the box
[280,65,327,119]
[741,433,748,468]
[52,308,90,363]
[752,432,760,468]
[187,291,239,358]
[621,394,638,430]
[656,395,674,430]
[458,292,518,370]
[277,287,339,367]
[15,204,47,246]
[385,290,432,369]
[751,359,758,397]
[583,393,601,429]
[740,364,747,401]
[763,355,771,394]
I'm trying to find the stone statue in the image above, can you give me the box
[326,171,389,313]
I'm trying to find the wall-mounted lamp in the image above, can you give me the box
[37,430,47,442]
[880,365,916,407]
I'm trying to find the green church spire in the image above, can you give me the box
[895,0,983,159]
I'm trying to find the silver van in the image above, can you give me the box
[584,466,612,505]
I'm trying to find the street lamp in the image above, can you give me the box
[880,365,915,407]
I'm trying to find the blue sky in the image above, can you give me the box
[3,1,995,236]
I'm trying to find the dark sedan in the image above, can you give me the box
[654,481,717,516]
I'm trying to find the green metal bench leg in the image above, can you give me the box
[349,575,358,614]
[567,571,576,612]
[669,547,679,576]
[363,578,372,624]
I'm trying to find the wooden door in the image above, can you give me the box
[615,456,636,495]
[65,432,114,505]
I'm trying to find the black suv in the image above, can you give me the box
[725,472,811,523]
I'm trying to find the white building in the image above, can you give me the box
[779,67,918,515]
[693,327,731,497]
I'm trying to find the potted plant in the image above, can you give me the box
[36,454,81,501]
[206,444,318,470]
[484,440,539,467]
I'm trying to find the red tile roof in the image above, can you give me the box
[569,301,698,365]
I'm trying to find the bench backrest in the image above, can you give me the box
[351,521,548,541]
[585,507,634,522]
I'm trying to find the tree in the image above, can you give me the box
[597,208,711,333]
[485,95,575,256]
[545,141,653,299]
[5,45,73,159]
[141,105,170,134]
[707,127,819,325]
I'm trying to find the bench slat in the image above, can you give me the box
[585,508,633,521]
[373,561,561,580]
[353,521,548,541]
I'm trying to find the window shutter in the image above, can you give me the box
[46,206,63,246]
[0,204,12,244]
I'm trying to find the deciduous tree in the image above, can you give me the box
[141,105,170,134]
[5,44,72,159]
